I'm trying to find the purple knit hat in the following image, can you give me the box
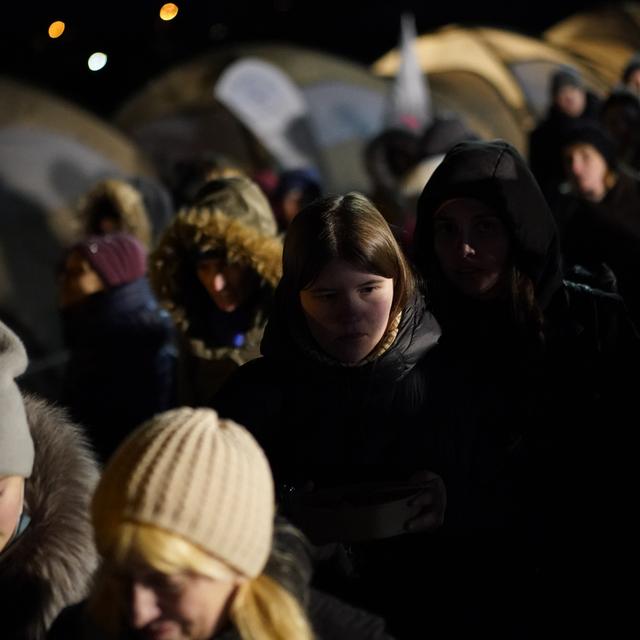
[74,233,147,288]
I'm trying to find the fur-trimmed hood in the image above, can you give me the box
[0,395,99,640]
[149,176,282,354]
[77,178,153,248]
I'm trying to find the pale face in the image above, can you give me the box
[562,143,609,203]
[300,258,394,364]
[554,85,586,118]
[196,257,258,313]
[59,250,105,308]
[433,198,511,300]
[0,476,25,553]
[124,564,239,640]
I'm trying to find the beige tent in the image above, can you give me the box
[372,24,611,155]
[0,77,154,394]
[115,44,390,194]
[544,2,640,87]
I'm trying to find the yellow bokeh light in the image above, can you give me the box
[48,21,65,39]
[159,3,179,21]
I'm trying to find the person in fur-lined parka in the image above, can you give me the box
[149,175,282,406]
[0,320,100,640]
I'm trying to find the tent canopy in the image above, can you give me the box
[0,77,154,394]
[115,44,390,194]
[544,3,640,87]
[372,24,613,154]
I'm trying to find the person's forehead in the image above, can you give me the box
[556,84,583,95]
[562,142,601,157]
[435,198,498,218]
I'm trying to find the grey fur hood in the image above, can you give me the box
[0,395,99,640]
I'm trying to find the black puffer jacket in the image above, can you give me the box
[413,139,640,638]
[215,291,440,491]
[214,292,441,639]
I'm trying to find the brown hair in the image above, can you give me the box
[282,192,415,321]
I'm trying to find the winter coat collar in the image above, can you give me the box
[260,288,441,383]
[0,395,99,639]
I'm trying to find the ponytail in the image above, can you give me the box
[231,573,314,640]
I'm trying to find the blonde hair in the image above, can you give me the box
[90,522,314,640]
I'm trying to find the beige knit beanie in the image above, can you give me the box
[92,407,275,578]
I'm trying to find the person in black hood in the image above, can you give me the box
[214,192,444,638]
[413,139,639,638]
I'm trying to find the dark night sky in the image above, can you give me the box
[1,1,605,118]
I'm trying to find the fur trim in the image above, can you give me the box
[149,208,282,336]
[0,395,100,639]
[77,178,152,248]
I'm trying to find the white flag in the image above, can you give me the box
[386,13,432,132]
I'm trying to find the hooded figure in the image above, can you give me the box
[0,320,99,639]
[150,176,282,406]
[413,139,639,638]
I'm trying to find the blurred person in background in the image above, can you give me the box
[59,232,176,462]
[150,176,281,406]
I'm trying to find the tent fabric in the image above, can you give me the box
[114,44,390,194]
[0,78,154,397]
[0,77,153,175]
[371,25,614,154]
[544,3,640,88]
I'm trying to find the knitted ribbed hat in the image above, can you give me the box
[92,407,275,578]
[0,320,34,477]
[551,65,584,96]
[74,232,147,288]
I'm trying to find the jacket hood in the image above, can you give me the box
[149,176,282,344]
[414,139,563,309]
[0,395,99,639]
[261,285,441,382]
[77,178,153,248]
